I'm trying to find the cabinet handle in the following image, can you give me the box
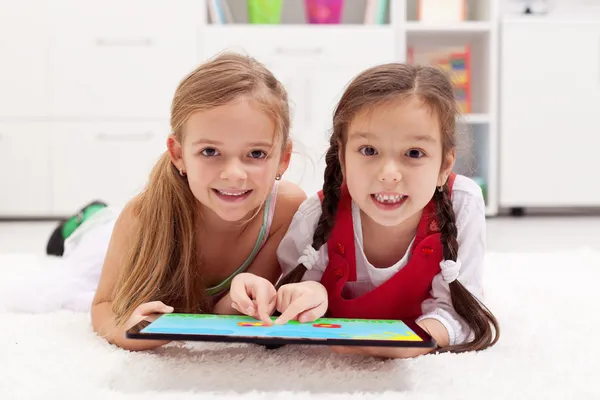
[95,38,154,47]
[96,132,154,141]
[274,47,323,56]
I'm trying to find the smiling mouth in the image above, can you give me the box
[214,189,252,197]
[212,189,253,202]
[372,193,406,204]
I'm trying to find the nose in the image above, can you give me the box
[220,158,247,181]
[377,159,402,183]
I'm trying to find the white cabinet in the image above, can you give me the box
[48,1,201,119]
[500,19,600,207]
[0,124,52,216]
[0,0,502,217]
[0,1,49,118]
[50,122,168,214]
[0,1,203,217]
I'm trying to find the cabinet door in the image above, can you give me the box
[284,66,356,196]
[0,0,49,118]
[0,123,52,216]
[201,26,394,65]
[48,1,200,119]
[262,61,307,139]
[500,20,600,207]
[50,122,168,215]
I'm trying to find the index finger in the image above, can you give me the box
[254,285,275,326]
[274,294,315,325]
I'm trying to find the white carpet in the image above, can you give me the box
[1,250,599,400]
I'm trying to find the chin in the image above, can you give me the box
[361,203,413,228]
[369,213,409,227]
[212,204,255,222]
[217,211,248,222]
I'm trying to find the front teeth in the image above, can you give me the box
[218,190,249,196]
[374,194,404,203]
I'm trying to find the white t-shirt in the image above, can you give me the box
[276,174,487,346]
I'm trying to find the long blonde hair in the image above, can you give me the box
[112,53,290,325]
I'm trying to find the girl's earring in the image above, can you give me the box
[179,168,186,177]
[275,173,282,181]
[437,175,447,192]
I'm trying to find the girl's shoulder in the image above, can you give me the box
[269,180,309,234]
[451,174,486,224]
[452,174,484,200]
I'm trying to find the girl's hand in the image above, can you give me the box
[274,281,328,325]
[124,301,174,331]
[230,273,277,325]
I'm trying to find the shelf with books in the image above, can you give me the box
[405,35,492,115]
[207,0,391,25]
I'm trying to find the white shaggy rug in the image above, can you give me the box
[1,250,599,400]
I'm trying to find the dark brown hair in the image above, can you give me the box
[112,52,290,326]
[276,63,499,353]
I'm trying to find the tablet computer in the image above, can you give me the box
[126,313,436,348]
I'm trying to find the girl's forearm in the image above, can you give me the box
[372,319,449,358]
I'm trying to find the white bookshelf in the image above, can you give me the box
[0,0,499,217]
[200,0,500,216]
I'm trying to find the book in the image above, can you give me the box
[408,45,472,114]
[364,0,388,24]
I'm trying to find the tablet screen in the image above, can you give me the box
[137,313,428,344]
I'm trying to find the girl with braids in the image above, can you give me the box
[269,63,500,358]
[2,53,306,351]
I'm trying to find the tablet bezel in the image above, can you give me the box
[125,314,437,348]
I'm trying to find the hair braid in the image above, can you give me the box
[275,141,344,289]
[434,184,500,353]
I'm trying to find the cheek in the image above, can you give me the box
[344,152,364,173]
[245,161,280,191]
[247,161,273,177]
[404,163,441,191]
[185,157,208,176]
[344,161,370,195]
[183,159,215,190]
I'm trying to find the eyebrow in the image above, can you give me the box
[349,131,437,143]
[192,139,274,147]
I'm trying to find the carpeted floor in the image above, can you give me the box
[1,250,598,399]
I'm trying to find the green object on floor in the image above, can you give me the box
[472,176,487,202]
[61,202,107,240]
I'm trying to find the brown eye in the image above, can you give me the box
[200,147,219,157]
[406,149,424,159]
[359,146,378,156]
[249,150,267,159]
